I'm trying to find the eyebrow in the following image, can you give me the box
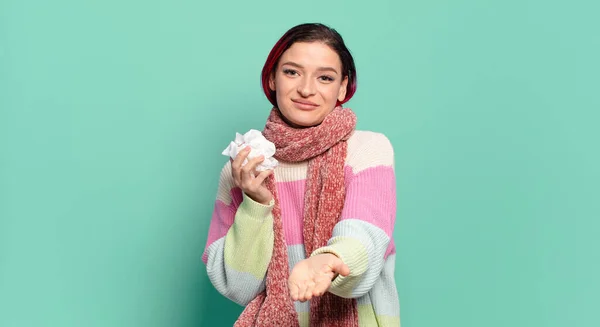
[280,61,339,75]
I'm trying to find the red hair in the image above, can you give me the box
[261,23,357,108]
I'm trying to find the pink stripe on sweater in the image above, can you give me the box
[203,164,395,263]
[341,165,396,237]
[277,180,306,246]
[202,188,242,264]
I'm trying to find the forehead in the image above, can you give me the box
[279,42,342,70]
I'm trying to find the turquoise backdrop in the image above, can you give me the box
[1,0,598,326]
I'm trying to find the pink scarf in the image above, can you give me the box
[234,107,359,327]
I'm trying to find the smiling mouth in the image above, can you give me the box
[292,100,319,111]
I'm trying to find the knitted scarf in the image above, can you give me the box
[234,106,359,327]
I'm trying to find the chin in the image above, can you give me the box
[279,104,332,127]
[286,111,325,127]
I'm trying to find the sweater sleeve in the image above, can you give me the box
[202,162,275,306]
[311,132,397,299]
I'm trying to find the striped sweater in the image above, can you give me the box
[203,130,400,326]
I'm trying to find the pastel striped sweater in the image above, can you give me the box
[203,131,400,326]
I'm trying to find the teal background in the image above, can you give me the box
[1,0,598,326]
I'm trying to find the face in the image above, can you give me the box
[269,42,348,127]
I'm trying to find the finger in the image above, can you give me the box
[241,156,264,184]
[232,147,250,169]
[288,279,299,301]
[335,262,350,277]
[230,159,241,186]
[313,277,332,296]
[254,169,273,185]
[231,148,250,184]
[296,281,308,302]
[327,256,350,277]
[304,281,315,301]
[244,154,265,174]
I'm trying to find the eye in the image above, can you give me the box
[283,69,299,76]
[319,75,335,82]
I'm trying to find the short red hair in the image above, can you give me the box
[261,23,357,108]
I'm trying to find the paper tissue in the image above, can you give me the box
[221,129,278,171]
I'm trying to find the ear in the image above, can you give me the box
[337,75,349,102]
[269,72,276,92]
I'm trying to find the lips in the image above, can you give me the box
[292,99,319,111]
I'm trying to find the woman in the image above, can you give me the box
[203,23,400,327]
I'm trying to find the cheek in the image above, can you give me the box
[276,79,294,96]
[323,85,341,102]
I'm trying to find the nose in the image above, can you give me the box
[297,76,316,97]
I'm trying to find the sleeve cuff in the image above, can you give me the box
[238,192,274,221]
[310,237,369,298]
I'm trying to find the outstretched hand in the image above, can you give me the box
[288,253,350,302]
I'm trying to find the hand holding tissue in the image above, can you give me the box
[221,129,279,171]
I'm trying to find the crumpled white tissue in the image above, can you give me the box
[221,129,278,171]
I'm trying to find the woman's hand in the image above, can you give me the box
[288,253,350,302]
[231,147,274,205]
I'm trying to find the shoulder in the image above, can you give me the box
[346,130,395,174]
[216,161,237,204]
[347,130,394,152]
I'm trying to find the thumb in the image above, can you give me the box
[333,259,350,277]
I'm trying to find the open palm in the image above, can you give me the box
[288,253,350,302]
